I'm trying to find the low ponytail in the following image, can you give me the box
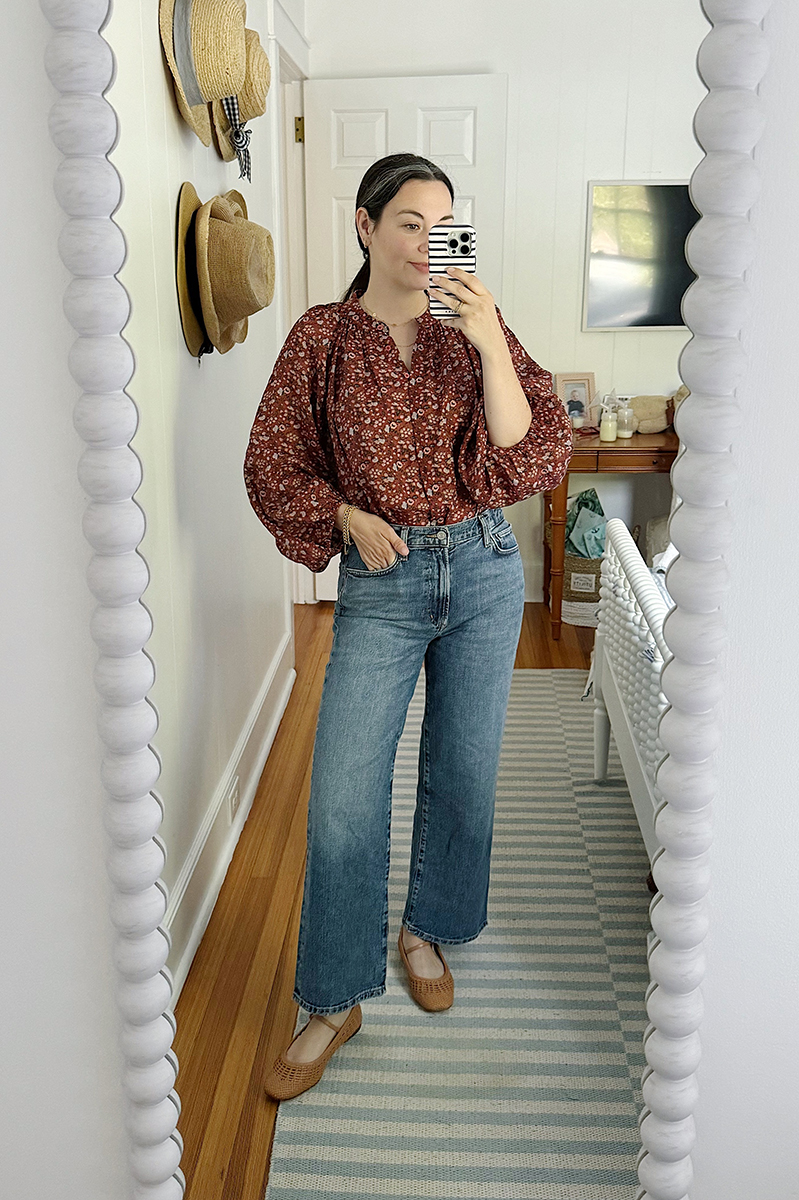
[345,252,371,302]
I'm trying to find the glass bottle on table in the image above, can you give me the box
[599,404,618,442]
[616,401,635,438]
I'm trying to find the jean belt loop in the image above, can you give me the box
[401,524,409,547]
[478,510,491,547]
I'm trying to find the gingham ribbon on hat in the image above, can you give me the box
[221,95,252,182]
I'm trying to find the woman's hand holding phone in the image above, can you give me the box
[426,223,503,356]
[429,265,505,358]
[427,222,477,320]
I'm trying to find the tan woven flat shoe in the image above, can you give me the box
[264,1004,362,1101]
[398,931,454,1011]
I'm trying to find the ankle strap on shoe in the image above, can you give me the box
[313,1013,346,1033]
[404,938,433,954]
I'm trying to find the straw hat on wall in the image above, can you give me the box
[210,28,271,161]
[159,0,246,145]
[175,183,275,357]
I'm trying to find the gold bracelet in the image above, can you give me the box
[342,504,354,548]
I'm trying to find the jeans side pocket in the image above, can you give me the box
[344,547,402,577]
[489,522,520,556]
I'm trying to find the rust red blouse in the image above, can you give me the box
[243,289,572,571]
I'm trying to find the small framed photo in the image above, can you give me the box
[554,373,596,429]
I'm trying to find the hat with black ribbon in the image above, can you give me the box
[210,27,270,178]
[160,0,248,161]
[219,95,251,182]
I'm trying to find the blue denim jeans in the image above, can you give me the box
[293,506,526,1014]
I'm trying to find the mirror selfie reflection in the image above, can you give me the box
[141,1,708,1196]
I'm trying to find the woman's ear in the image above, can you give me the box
[355,207,370,242]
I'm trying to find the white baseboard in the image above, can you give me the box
[164,630,296,1002]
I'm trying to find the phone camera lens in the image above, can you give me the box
[460,232,470,242]
[448,238,458,250]
[459,245,470,254]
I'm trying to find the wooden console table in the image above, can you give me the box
[542,430,679,640]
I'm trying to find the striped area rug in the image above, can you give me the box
[266,670,651,1200]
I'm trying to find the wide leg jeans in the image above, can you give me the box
[293,506,526,1014]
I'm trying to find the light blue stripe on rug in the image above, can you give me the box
[266,670,650,1200]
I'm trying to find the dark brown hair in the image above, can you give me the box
[340,153,455,301]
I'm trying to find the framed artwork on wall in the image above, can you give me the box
[554,372,596,429]
[582,180,700,331]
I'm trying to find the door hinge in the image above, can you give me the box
[294,116,304,143]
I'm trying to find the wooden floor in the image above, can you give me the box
[173,602,594,1198]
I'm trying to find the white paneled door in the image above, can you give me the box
[302,73,508,601]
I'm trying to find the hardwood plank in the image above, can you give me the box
[173,756,303,1058]
[232,869,305,1200]
[175,875,275,1182]
[251,757,312,881]
[520,602,593,668]
[188,793,309,1199]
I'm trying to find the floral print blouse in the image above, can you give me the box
[243,288,572,572]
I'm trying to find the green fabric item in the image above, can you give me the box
[566,505,607,556]
[564,487,606,557]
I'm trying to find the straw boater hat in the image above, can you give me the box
[159,0,246,147]
[175,182,275,357]
[210,28,271,162]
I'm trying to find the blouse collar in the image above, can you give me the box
[342,288,438,340]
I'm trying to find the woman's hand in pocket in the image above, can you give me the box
[349,509,409,571]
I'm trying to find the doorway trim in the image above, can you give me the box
[277,48,317,604]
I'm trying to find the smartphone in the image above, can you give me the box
[427,223,477,319]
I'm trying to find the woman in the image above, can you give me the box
[243,153,572,1100]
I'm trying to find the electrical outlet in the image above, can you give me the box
[226,775,241,824]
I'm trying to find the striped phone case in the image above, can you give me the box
[427,223,477,319]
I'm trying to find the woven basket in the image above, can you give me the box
[544,520,601,627]
[544,519,642,628]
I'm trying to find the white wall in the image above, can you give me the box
[0,5,130,1197]
[305,0,708,597]
[103,0,300,990]
[279,0,306,38]
[691,2,799,1194]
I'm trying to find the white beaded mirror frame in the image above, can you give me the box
[39,0,771,1196]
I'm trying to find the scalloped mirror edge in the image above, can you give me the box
[38,0,771,1196]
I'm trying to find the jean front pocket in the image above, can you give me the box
[489,520,520,556]
[343,544,403,577]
